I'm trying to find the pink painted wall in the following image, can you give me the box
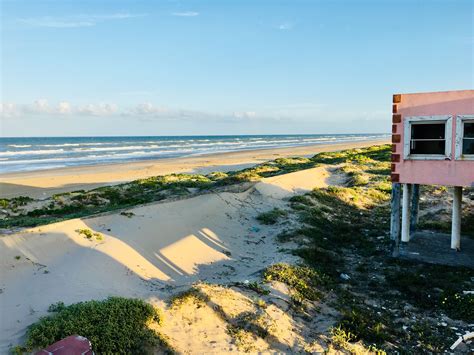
[392,90,474,187]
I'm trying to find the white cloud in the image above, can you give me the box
[90,13,146,20]
[58,102,72,114]
[0,103,18,117]
[16,13,147,28]
[233,111,257,119]
[125,104,215,121]
[76,103,118,116]
[1,100,292,123]
[128,103,168,115]
[0,100,118,117]
[32,99,50,113]
[278,22,293,30]
[172,12,199,17]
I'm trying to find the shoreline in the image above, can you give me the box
[0,139,388,199]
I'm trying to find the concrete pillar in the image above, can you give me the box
[410,184,420,233]
[390,183,401,256]
[401,183,411,243]
[451,186,462,251]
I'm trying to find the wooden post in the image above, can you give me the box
[451,186,462,251]
[401,183,411,243]
[390,183,401,256]
[410,184,420,233]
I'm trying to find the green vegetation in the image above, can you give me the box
[0,155,323,229]
[418,214,474,238]
[336,294,395,347]
[0,196,33,210]
[384,262,474,322]
[269,145,473,352]
[167,284,278,352]
[226,325,257,352]
[416,185,474,237]
[330,326,385,354]
[256,208,287,225]
[0,145,395,230]
[6,144,472,353]
[169,287,209,309]
[263,263,329,304]
[17,297,172,354]
[120,211,135,218]
[76,228,103,241]
[311,144,391,165]
[410,321,454,353]
[234,281,270,295]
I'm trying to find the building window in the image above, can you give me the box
[455,115,474,160]
[403,115,452,160]
[410,122,446,155]
[462,122,474,154]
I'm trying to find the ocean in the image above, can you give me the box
[0,134,388,174]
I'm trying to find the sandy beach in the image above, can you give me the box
[2,0,471,351]
[0,141,370,352]
[1,141,472,353]
[0,139,388,199]
[0,162,344,353]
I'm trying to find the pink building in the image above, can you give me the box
[390,90,474,251]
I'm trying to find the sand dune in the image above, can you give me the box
[0,165,342,351]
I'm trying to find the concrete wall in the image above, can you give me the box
[391,90,474,187]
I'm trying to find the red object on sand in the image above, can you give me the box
[35,335,94,355]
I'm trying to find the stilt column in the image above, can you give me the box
[390,183,401,256]
[401,183,411,243]
[410,184,420,233]
[451,186,462,251]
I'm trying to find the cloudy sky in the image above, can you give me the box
[1,0,472,137]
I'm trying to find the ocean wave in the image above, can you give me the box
[0,136,385,160]
[8,144,32,148]
[0,149,65,157]
[39,142,117,147]
[0,134,389,173]
[1,149,197,165]
[73,145,161,152]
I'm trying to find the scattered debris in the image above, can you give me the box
[340,273,351,281]
[451,331,474,350]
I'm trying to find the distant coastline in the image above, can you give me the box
[0,134,389,174]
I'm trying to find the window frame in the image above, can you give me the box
[455,115,474,160]
[403,115,453,160]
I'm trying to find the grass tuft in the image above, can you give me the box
[263,263,328,304]
[75,228,103,241]
[256,208,287,225]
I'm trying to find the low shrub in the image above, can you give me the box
[23,297,166,354]
[256,208,287,225]
[263,263,328,302]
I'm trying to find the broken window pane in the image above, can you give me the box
[462,122,474,155]
[410,123,446,155]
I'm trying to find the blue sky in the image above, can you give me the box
[1,0,472,136]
